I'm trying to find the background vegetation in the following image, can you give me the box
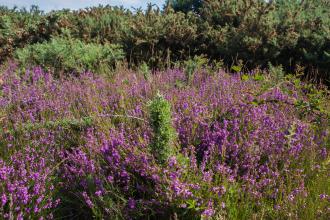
[0,0,329,83]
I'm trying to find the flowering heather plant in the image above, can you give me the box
[0,64,329,219]
[0,145,59,219]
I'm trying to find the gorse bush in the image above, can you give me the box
[1,2,330,82]
[50,6,132,44]
[127,6,198,69]
[15,37,124,74]
[166,0,202,13]
[198,0,330,82]
[0,6,49,63]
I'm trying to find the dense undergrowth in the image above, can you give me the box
[0,64,329,219]
[0,1,330,219]
[0,0,330,83]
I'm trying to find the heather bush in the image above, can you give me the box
[1,3,330,219]
[0,138,59,219]
[0,65,329,219]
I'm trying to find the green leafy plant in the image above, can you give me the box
[148,92,177,164]
[15,37,124,75]
[1,2,330,83]
[268,63,284,82]
[139,61,151,81]
[184,55,208,83]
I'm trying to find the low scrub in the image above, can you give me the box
[15,37,124,75]
[0,66,329,219]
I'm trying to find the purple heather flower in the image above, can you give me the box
[274,205,281,210]
[82,192,93,208]
[0,65,327,219]
[180,203,187,208]
[288,194,295,202]
[95,190,103,197]
[320,194,328,200]
[127,198,136,209]
[221,202,226,209]
[202,208,215,218]
[1,194,7,206]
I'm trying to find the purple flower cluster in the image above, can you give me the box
[0,65,328,218]
[0,145,58,219]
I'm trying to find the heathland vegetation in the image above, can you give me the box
[0,0,329,219]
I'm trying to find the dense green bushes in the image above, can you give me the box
[0,1,329,82]
[15,37,124,74]
[0,6,53,63]
[198,0,330,82]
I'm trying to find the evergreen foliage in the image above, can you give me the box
[148,92,176,164]
[15,37,124,74]
[0,1,329,82]
[166,0,202,13]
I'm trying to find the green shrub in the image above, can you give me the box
[15,37,124,74]
[268,63,285,82]
[1,2,330,83]
[138,62,151,81]
[184,55,208,83]
[166,0,203,13]
[52,6,132,44]
[199,0,330,83]
[0,6,50,63]
[148,92,176,164]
